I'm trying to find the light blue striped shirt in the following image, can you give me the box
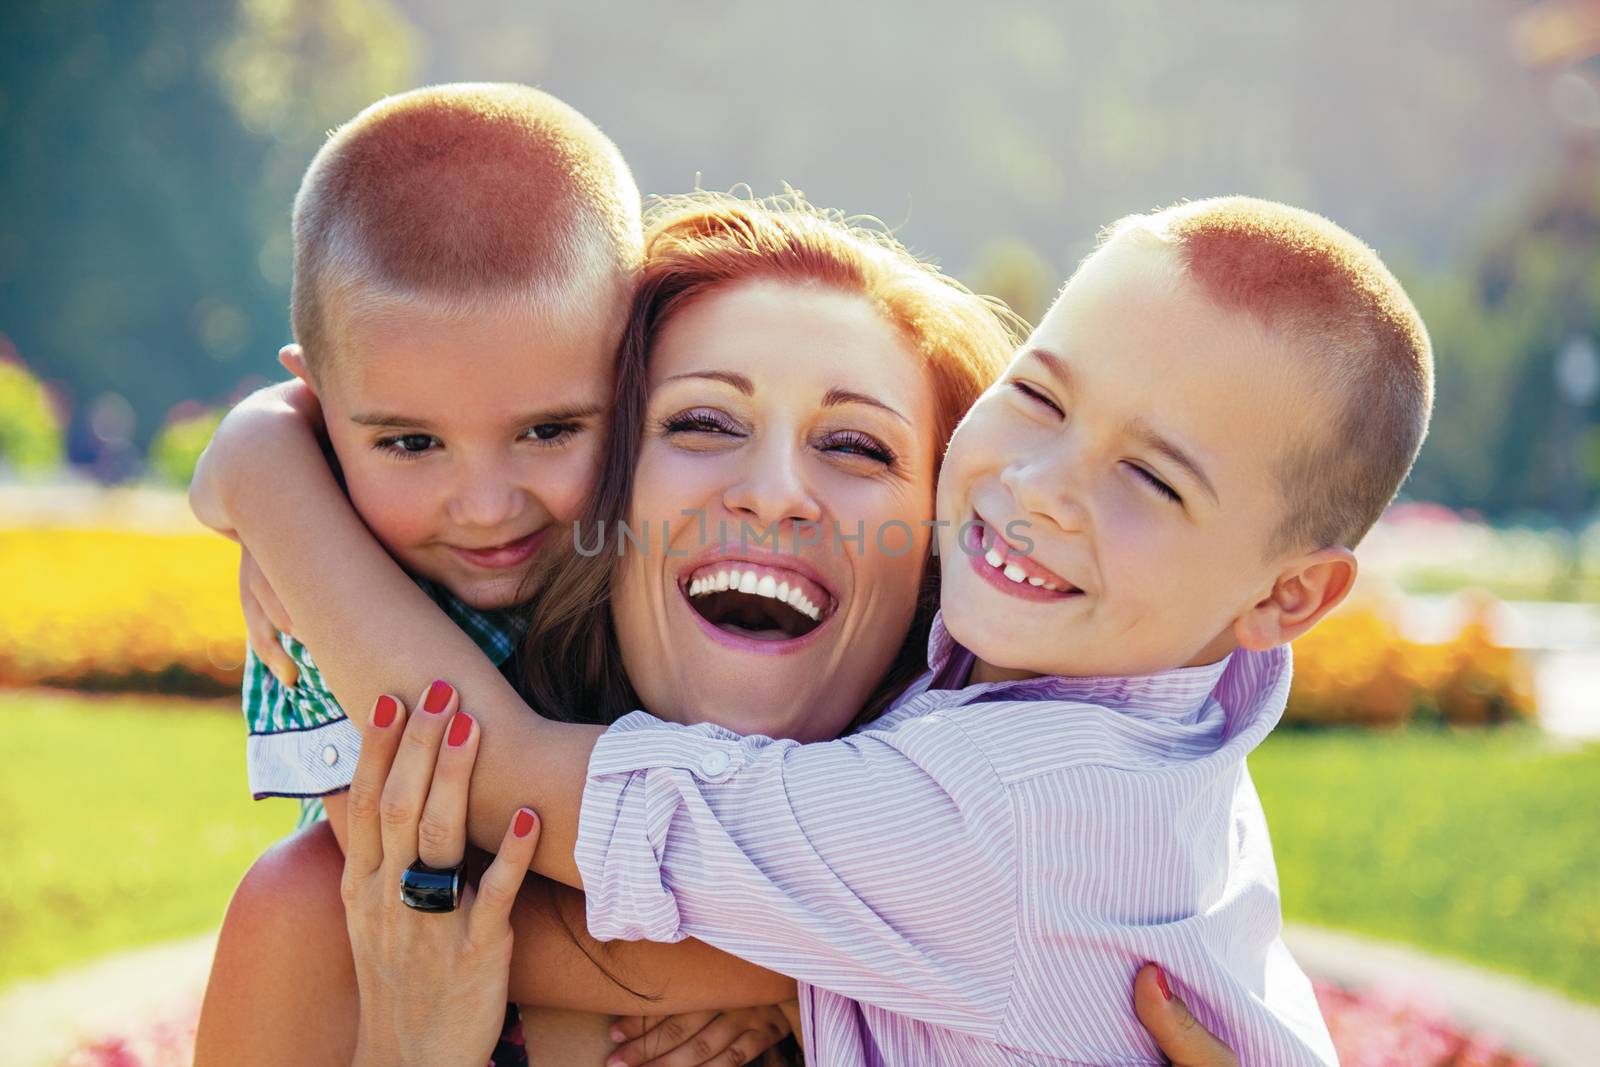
[575,612,1334,1066]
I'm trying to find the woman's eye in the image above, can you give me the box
[823,430,896,465]
[1130,464,1182,505]
[1010,380,1063,416]
[522,422,581,445]
[376,433,439,458]
[662,409,742,436]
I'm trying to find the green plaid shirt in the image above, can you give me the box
[242,577,527,829]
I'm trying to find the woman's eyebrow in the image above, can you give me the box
[822,387,909,425]
[660,369,753,394]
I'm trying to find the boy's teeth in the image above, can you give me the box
[1027,576,1045,587]
[984,547,1005,569]
[1003,563,1027,583]
[1043,582,1059,591]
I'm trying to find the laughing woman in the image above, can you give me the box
[193,195,1240,1066]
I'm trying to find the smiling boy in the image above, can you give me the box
[234,84,640,825]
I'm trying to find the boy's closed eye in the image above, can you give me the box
[1007,379,1185,505]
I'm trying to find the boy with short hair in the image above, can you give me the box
[238,82,639,828]
[214,82,641,1065]
[473,195,1430,1063]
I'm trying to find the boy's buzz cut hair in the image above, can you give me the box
[1105,196,1434,555]
[291,83,643,372]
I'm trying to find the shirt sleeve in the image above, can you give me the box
[241,636,361,800]
[575,709,1020,1035]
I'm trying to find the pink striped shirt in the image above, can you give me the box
[575,615,1336,1065]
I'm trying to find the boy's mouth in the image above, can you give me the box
[680,559,836,643]
[450,527,548,570]
[966,515,1083,601]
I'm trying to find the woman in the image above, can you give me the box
[194,194,1242,1065]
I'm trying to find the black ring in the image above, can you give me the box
[400,860,463,912]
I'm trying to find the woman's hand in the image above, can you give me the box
[1133,963,1240,1067]
[239,546,298,687]
[343,679,541,1067]
[605,1001,796,1067]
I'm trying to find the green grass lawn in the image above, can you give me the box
[6,690,1599,1009]
[2,689,298,989]
[1253,726,1600,1003]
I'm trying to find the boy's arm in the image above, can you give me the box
[195,382,594,886]
[195,388,794,1010]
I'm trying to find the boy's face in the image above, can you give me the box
[936,236,1326,679]
[301,296,614,610]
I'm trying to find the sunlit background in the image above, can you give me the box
[2,2,1597,1065]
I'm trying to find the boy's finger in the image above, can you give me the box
[416,711,477,868]
[609,1016,664,1043]
[606,1011,717,1067]
[1133,963,1239,1067]
[242,593,297,688]
[246,562,295,636]
[376,680,458,868]
[467,808,539,948]
[344,693,407,877]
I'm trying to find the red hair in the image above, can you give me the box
[1104,196,1433,553]
[291,83,641,371]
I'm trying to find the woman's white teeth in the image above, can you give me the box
[688,569,821,622]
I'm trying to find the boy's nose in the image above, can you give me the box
[1001,455,1087,535]
[448,476,529,529]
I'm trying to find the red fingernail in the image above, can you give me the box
[423,680,452,714]
[1154,964,1172,1001]
[447,711,474,748]
[513,809,536,838]
[372,695,398,729]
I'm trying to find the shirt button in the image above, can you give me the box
[321,745,339,766]
[699,750,731,777]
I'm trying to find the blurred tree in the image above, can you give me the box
[966,238,1055,330]
[0,342,65,476]
[1409,143,1600,517]
[0,0,415,464]
[148,402,225,486]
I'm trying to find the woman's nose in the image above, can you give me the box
[722,440,823,531]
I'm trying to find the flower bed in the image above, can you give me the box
[57,982,1543,1066]
[1287,593,1536,728]
[0,528,245,694]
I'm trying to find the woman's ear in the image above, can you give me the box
[278,344,316,391]
[1232,546,1358,653]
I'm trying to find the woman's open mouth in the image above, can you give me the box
[681,560,835,644]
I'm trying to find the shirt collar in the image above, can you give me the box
[924,609,1284,730]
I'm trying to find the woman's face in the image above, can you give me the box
[612,279,940,742]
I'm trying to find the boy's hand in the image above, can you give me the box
[240,546,299,687]
[605,1002,795,1067]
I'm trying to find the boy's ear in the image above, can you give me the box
[278,344,316,391]
[1232,546,1358,652]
